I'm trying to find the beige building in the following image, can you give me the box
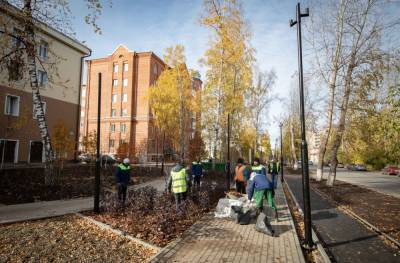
[80,45,202,162]
[0,3,91,163]
[307,130,321,164]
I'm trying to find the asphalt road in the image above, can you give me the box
[285,174,400,263]
[310,166,400,199]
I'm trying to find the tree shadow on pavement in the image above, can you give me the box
[272,224,292,237]
[326,233,379,248]
[312,210,338,221]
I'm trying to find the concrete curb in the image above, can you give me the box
[283,180,332,263]
[278,182,307,263]
[75,212,161,252]
[312,187,400,249]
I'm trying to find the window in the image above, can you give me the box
[111,109,116,117]
[113,63,118,73]
[109,139,115,148]
[113,79,118,87]
[123,78,128,87]
[122,93,128,102]
[111,94,117,103]
[110,123,115,132]
[121,109,128,116]
[37,70,48,87]
[120,123,126,133]
[33,101,46,119]
[123,62,128,71]
[120,139,126,145]
[4,95,20,116]
[153,64,157,75]
[38,41,48,60]
[12,28,23,47]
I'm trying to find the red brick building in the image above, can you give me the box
[80,45,202,162]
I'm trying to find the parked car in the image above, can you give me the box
[308,160,314,165]
[349,164,367,171]
[337,163,344,168]
[382,165,399,176]
[347,164,355,170]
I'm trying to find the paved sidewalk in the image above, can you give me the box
[0,178,166,224]
[150,182,305,263]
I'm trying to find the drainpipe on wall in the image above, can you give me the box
[75,50,92,160]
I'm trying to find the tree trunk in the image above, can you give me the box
[316,0,346,182]
[326,57,356,187]
[23,0,55,185]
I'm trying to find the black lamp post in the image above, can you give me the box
[94,72,101,213]
[290,2,313,249]
[279,122,284,183]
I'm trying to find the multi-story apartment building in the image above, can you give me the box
[0,3,90,164]
[81,45,202,162]
[307,130,321,164]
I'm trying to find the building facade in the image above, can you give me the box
[0,3,90,164]
[80,45,202,162]
[307,130,321,164]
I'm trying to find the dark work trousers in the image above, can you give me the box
[235,180,246,194]
[117,183,128,204]
[174,192,187,212]
[193,175,201,188]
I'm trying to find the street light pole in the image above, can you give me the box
[290,2,313,249]
[279,122,284,183]
[226,113,231,191]
[94,72,102,213]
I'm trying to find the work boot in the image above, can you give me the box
[274,208,279,222]
[255,212,274,236]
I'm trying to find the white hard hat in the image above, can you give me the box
[123,158,130,164]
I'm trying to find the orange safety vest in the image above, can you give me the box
[234,165,246,182]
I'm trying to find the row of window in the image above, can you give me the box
[110,123,126,133]
[113,63,129,73]
[11,28,48,60]
[109,139,127,148]
[112,78,128,87]
[110,108,128,117]
[111,93,128,103]
[4,95,46,118]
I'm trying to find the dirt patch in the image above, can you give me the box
[0,164,163,205]
[89,173,226,247]
[310,179,400,244]
[0,215,156,262]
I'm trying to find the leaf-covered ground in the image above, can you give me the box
[310,179,400,244]
[91,173,226,247]
[0,215,156,262]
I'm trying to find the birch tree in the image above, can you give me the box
[308,0,349,181]
[0,0,106,185]
[200,0,254,161]
[247,68,276,155]
[148,45,194,162]
[326,0,399,186]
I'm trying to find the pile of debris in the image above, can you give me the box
[214,191,275,236]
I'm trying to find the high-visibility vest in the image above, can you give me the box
[118,163,131,171]
[268,162,280,173]
[252,165,265,175]
[171,169,187,194]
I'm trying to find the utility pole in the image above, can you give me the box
[280,122,284,182]
[226,114,231,190]
[290,2,313,249]
[94,72,101,213]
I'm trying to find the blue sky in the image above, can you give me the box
[70,0,302,145]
